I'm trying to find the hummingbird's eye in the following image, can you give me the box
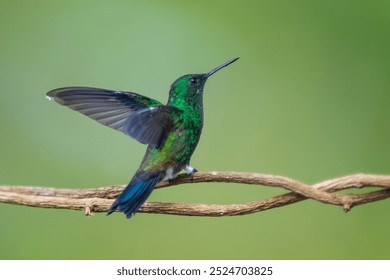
[190,78,197,84]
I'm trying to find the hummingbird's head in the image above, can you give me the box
[168,57,239,106]
[169,74,208,102]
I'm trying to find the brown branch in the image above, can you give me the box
[1,172,390,217]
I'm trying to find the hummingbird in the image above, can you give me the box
[47,57,239,218]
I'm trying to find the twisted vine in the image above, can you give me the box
[0,172,389,217]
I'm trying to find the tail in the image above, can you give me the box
[107,172,161,218]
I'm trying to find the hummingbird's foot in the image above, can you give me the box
[185,165,198,182]
[163,167,177,184]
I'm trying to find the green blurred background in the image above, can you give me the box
[1,0,389,259]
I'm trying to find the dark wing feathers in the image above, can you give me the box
[47,87,181,147]
[123,106,178,147]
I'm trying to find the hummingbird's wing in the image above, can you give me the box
[123,105,183,148]
[47,87,182,147]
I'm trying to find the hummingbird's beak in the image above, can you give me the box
[205,57,239,78]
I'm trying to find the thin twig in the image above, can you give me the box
[0,172,389,217]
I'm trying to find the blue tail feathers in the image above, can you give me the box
[107,173,161,218]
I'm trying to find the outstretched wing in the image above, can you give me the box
[47,87,182,147]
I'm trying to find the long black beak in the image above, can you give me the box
[205,57,239,78]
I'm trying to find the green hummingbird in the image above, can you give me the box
[47,57,239,218]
